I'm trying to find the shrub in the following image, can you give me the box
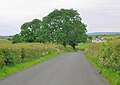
[0,50,5,68]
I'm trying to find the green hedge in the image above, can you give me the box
[85,39,120,85]
[0,48,51,67]
[0,41,73,68]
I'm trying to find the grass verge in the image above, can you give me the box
[0,52,61,79]
[85,53,120,85]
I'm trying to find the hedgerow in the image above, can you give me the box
[85,39,120,85]
[0,40,73,68]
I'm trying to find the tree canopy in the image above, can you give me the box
[12,9,87,49]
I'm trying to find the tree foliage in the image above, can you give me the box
[12,9,87,49]
[12,34,22,44]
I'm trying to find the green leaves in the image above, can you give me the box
[12,34,23,44]
[12,9,87,49]
[42,9,87,48]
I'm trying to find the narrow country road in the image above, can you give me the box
[0,52,109,85]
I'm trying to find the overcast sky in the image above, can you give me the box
[0,0,120,35]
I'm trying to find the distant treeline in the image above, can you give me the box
[0,36,11,39]
[87,32,120,35]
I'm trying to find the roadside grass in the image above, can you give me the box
[0,52,60,79]
[86,53,120,85]
[101,69,120,85]
[84,39,120,85]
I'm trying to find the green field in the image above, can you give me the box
[76,42,95,51]
[102,35,120,41]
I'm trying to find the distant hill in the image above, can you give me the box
[87,32,120,35]
[0,36,12,39]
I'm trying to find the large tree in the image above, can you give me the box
[43,9,87,49]
[12,9,87,49]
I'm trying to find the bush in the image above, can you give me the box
[0,50,5,68]
[3,49,14,66]
[12,34,23,44]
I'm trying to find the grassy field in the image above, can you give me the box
[0,40,73,78]
[76,42,95,51]
[95,35,120,41]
